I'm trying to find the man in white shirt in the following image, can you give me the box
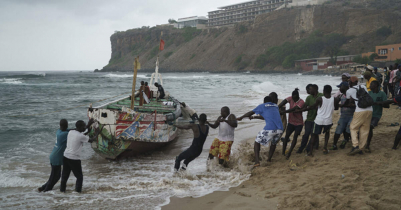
[60,119,102,193]
[344,76,373,156]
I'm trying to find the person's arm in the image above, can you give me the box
[88,125,104,143]
[84,119,95,135]
[223,114,238,128]
[281,106,298,114]
[300,97,322,112]
[175,124,193,130]
[237,111,255,121]
[207,117,221,129]
[250,115,264,120]
[278,99,288,108]
[334,97,340,110]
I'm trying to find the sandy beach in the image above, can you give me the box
[163,105,401,210]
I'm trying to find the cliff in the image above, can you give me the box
[101,4,401,72]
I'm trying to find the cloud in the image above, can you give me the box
[0,0,238,71]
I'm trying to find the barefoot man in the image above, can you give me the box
[237,96,283,167]
[207,107,237,165]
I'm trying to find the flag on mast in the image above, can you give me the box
[159,39,165,51]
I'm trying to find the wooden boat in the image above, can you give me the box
[88,38,192,159]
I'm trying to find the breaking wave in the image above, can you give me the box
[103,73,148,78]
[0,78,23,84]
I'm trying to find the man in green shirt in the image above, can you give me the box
[365,80,388,153]
[294,84,324,153]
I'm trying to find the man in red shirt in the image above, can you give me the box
[279,88,305,159]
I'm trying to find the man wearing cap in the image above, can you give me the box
[334,73,351,97]
[332,82,355,150]
[363,71,377,92]
[344,76,373,155]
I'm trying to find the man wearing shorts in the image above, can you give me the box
[333,82,355,150]
[237,96,283,166]
[299,85,339,156]
[279,88,305,160]
[365,80,388,152]
[207,107,237,165]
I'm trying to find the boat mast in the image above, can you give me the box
[155,31,162,84]
[130,56,139,109]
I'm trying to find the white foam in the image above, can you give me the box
[251,81,279,94]
[103,73,148,78]
[0,78,22,84]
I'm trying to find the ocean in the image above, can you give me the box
[0,71,341,209]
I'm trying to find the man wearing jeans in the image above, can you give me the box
[332,83,355,150]
[296,84,323,153]
[344,76,373,156]
[60,120,102,193]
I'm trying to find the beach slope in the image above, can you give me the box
[164,106,401,210]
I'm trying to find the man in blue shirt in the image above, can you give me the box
[38,119,70,192]
[237,96,283,167]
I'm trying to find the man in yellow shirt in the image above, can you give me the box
[364,71,377,91]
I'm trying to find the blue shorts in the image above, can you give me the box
[335,117,353,134]
[313,124,333,135]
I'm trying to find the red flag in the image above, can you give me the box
[159,39,165,51]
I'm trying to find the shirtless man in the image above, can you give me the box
[207,107,237,165]
[174,114,209,171]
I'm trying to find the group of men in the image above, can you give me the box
[175,66,401,170]
[135,81,166,104]
[38,119,102,193]
[40,65,401,192]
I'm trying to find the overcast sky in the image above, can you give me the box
[0,0,239,71]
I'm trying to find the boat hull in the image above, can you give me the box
[88,97,181,160]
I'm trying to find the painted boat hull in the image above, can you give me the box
[88,96,182,160]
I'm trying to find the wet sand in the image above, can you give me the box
[163,105,401,210]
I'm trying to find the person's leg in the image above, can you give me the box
[307,122,319,152]
[208,138,220,160]
[392,126,401,149]
[183,152,200,169]
[390,84,394,98]
[267,144,276,162]
[358,112,373,150]
[70,159,83,193]
[308,134,318,156]
[323,128,331,154]
[282,124,295,156]
[60,157,71,192]
[175,149,190,170]
[254,142,261,165]
[286,125,302,160]
[298,121,312,153]
[384,83,388,97]
[218,141,233,165]
[39,164,52,192]
[366,127,373,150]
[349,113,363,150]
[43,165,62,192]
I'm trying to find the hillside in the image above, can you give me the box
[101,4,401,72]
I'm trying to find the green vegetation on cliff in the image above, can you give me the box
[255,31,352,69]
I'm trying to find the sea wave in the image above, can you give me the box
[251,81,279,94]
[4,73,46,79]
[0,78,23,84]
[103,73,148,78]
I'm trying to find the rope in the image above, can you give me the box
[7,91,132,118]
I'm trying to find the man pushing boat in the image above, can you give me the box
[174,114,209,171]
